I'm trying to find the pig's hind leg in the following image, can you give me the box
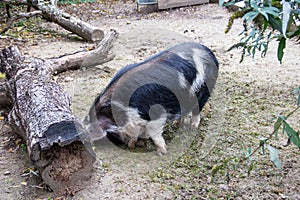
[191,83,211,128]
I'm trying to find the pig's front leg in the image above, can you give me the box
[151,133,167,156]
[128,137,138,149]
[146,117,167,156]
[191,111,200,128]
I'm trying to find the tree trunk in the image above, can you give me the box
[0,46,95,194]
[28,0,104,42]
[0,29,118,194]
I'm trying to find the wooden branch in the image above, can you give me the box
[50,29,118,74]
[1,10,42,34]
[0,46,96,194]
[28,0,104,42]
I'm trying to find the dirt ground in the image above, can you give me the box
[0,1,300,199]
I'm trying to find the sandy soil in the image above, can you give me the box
[0,1,299,199]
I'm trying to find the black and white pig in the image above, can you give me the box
[84,42,219,156]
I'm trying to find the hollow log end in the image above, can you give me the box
[91,29,104,42]
[30,121,96,194]
[40,141,96,194]
[37,121,94,151]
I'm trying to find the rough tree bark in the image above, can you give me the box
[0,82,10,107]
[0,29,118,194]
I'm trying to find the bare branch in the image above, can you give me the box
[50,29,119,73]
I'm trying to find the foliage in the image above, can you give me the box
[243,88,300,168]
[220,0,300,63]
[220,0,299,168]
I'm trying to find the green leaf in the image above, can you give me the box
[244,147,253,160]
[261,43,268,57]
[262,6,280,16]
[267,145,282,169]
[259,10,269,21]
[293,86,300,105]
[224,1,238,7]
[269,15,282,33]
[250,0,259,10]
[262,18,269,32]
[283,121,300,149]
[259,137,267,154]
[292,86,300,95]
[277,115,287,121]
[273,117,283,139]
[282,0,292,38]
[219,0,224,6]
[277,37,286,63]
[227,42,246,52]
[287,28,300,39]
[252,46,256,57]
[242,11,259,24]
[247,161,255,176]
[248,147,252,155]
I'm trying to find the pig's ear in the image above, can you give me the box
[99,106,113,118]
[87,122,107,141]
[83,115,90,125]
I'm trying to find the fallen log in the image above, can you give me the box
[0,46,95,194]
[29,0,104,42]
[0,29,118,193]
[50,29,118,74]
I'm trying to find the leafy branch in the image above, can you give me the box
[221,0,300,63]
[242,87,300,168]
[221,0,300,169]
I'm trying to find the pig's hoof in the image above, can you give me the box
[191,122,199,129]
[135,139,146,147]
[156,147,167,156]
[128,139,136,149]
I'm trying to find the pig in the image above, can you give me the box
[84,42,219,156]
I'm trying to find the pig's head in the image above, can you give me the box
[84,104,134,147]
[84,114,107,141]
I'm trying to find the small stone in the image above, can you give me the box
[65,77,74,81]
[20,181,27,186]
[4,171,11,175]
